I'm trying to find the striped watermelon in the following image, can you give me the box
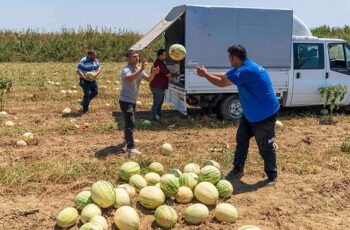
[179,172,199,190]
[114,188,131,208]
[90,215,108,230]
[117,184,136,197]
[149,162,164,175]
[168,168,182,178]
[155,205,178,229]
[216,180,233,198]
[204,160,221,170]
[139,186,165,209]
[91,180,116,208]
[199,165,221,185]
[56,207,79,228]
[214,203,238,223]
[74,190,93,210]
[175,186,193,204]
[79,223,104,230]
[81,203,102,223]
[194,182,219,205]
[160,174,179,198]
[114,206,140,230]
[183,163,200,174]
[129,174,147,191]
[119,161,141,181]
[184,203,209,225]
[144,172,161,186]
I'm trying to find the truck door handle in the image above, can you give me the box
[296,72,300,79]
[326,72,329,79]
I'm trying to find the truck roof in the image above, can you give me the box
[293,36,346,43]
[176,4,292,11]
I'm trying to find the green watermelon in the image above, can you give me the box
[179,172,199,190]
[56,207,79,228]
[216,180,233,198]
[168,168,182,178]
[198,165,221,185]
[119,161,141,181]
[91,180,116,208]
[74,190,93,210]
[160,174,179,198]
[155,205,178,229]
[203,160,221,170]
[129,174,147,191]
[149,162,164,175]
[138,186,165,209]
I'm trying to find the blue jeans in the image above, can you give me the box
[233,113,278,179]
[150,88,165,120]
[79,79,98,112]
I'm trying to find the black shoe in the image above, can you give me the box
[266,177,277,186]
[226,169,244,180]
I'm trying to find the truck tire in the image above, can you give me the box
[219,95,243,121]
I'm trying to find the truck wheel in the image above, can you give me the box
[219,95,243,121]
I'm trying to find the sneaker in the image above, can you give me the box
[266,177,277,186]
[127,148,143,156]
[225,169,244,180]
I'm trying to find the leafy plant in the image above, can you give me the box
[341,136,350,152]
[319,84,347,115]
[0,78,13,111]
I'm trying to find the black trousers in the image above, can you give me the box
[119,100,136,149]
[233,113,278,179]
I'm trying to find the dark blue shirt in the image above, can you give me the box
[226,58,279,122]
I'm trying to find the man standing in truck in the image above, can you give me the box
[149,49,175,121]
[196,44,279,186]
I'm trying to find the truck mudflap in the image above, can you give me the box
[165,84,187,116]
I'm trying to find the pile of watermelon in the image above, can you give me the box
[56,159,261,230]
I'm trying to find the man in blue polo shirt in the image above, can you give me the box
[196,44,279,186]
[77,50,101,113]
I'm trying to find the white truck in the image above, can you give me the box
[131,5,350,120]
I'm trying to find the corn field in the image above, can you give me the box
[0,26,164,62]
[0,25,348,62]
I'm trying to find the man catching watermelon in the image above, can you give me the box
[196,45,279,186]
[119,50,159,155]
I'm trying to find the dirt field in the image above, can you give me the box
[0,63,349,230]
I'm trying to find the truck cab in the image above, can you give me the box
[131,5,350,120]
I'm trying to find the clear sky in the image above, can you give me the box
[0,0,349,33]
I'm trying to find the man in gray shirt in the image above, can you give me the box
[119,50,159,155]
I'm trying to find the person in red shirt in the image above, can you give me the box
[149,49,175,121]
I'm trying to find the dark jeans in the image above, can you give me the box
[233,113,278,179]
[79,79,98,112]
[119,100,136,149]
[150,88,165,120]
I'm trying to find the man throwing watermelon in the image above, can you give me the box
[196,45,279,186]
[76,50,101,113]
